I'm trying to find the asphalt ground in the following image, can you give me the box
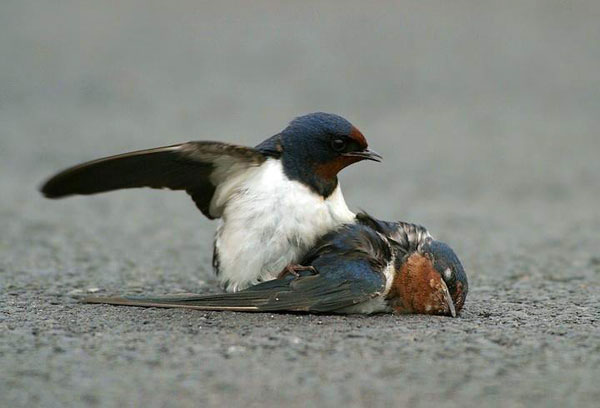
[1,2,599,407]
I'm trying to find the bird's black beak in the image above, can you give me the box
[440,279,457,318]
[342,149,383,162]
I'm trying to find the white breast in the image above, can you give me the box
[213,159,356,292]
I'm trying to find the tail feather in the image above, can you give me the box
[84,292,266,312]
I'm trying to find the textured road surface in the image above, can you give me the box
[1,1,599,407]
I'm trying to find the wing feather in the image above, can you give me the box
[40,141,266,218]
[85,259,386,314]
[84,222,392,314]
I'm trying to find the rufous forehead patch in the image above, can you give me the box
[349,126,368,149]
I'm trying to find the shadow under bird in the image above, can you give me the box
[86,214,469,317]
[40,112,382,292]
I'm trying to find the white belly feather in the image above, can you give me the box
[213,159,355,292]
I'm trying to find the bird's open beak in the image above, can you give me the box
[342,149,383,162]
[440,279,457,318]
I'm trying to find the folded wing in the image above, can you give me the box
[40,142,266,219]
[85,256,387,313]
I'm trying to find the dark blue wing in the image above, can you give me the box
[86,224,391,313]
[85,257,386,313]
[40,142,266,219]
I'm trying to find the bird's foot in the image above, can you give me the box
[277,264,317,279]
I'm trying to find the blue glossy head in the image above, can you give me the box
[285,113,355,140]
[391,239,468,317]
[418,239,468,314]
[274,113,382,196]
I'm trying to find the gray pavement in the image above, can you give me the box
[1,1,599,407]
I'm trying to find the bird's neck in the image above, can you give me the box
[256,134,339,197]
[281,155,340,198]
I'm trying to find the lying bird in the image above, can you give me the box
[86,214,468,316]
[40,113,381,292]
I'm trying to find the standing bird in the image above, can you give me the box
[40,113,381,292]
[85,214,469,316]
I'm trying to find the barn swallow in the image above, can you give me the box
[85,214,468,316]
[40,112,381,292]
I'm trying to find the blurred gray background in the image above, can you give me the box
[1,1,599,407]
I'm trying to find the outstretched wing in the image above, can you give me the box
[40,141,266,219]
[85,258,387,314]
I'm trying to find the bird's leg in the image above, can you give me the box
[277,264,317,279]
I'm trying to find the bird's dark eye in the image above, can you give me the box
[331,138,347,152]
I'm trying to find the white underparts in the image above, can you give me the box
[213,159,356,292]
